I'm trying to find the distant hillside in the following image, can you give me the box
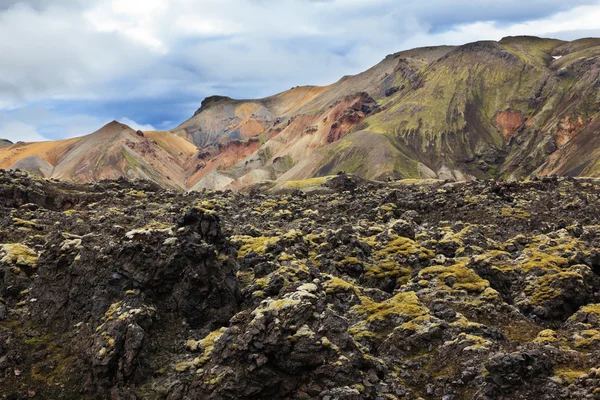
[3,36,600,190]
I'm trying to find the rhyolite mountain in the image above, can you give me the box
[2,35,600,190]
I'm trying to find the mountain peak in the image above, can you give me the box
[98,120,133,131]
[194,95,235,116]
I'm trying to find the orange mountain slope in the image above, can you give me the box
[0,122,197,190]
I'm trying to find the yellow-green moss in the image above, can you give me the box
[180,327,228,371]
[573,329,600,349]
[231,235,279,258]
[500,207,531,219]
[533,329,558,345]
[527,271,583,306]
[419,260,489,293]
[11,217,37,228]
[576,303,600,317]
[280,176,330,189]
[350,292,429,340]
[1,243,39,266]
[324,275,360,295]
[375,237,434,260]
[365,260,412,285]
[554,368,588,383]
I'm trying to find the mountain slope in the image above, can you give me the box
[0,122,197,190]
[178,36,600,189]
[3,36,600,190]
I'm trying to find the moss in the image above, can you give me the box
[126,190,147,199]
[12,217,38,228]
[376,237,434,260]
[231,235,279,258]
[398,315,441,333]
[261,200,278,208]
[254,277,270,288]
[204,370,228,386]
[380,204,396,212]
[502,249,569,274]
[533,329,558,345]
[23,333,52,346]
[576,303,600,317]
[554,368,588,383]
[419,260,489,293]
[365,260,412,285]
[527,271,583,306]
[199,200,215,209]
[350,292,429,340]
[500,207,531,219]
[280,176,330,189]
[252,298,302,318]
[289,324,316,342]
[573,329,600,349]
[450,333,492,352]
[1,243,39,266]
[342,256,360,265]
[236,271,255,289]
[180,327,228,371]
[324,275,360,295]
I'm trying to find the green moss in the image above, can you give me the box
[23,333,52,346]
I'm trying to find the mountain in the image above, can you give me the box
[3,36,600,189]
[0,122,196,189]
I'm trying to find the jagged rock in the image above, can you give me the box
[1,171,600,398]
[481,350,553,398]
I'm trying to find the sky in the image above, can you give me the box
[1,0,600,143]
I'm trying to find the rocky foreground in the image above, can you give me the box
[1,170,600,399]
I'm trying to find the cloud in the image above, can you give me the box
[0,120,49,142]
[1,0,600,141]
[120,117,156,131]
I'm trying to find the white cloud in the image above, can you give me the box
[1,0,600,141]
[0,120,49,142]
[120,117,156,131]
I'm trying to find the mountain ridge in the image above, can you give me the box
[2,35,600,190]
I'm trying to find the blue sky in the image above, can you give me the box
[1,0,600,142]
